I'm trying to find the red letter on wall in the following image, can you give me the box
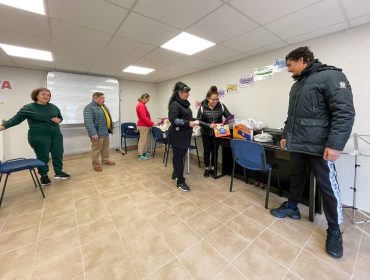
[1,80,12,90]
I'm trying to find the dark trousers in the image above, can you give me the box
[172,147,187,184]
[288,152,343,226]
[202,134,215,167]
[28,130,64,176]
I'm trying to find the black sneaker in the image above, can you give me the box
[209,169,215,176]
[204,169,210,177]
[177,183,190,192]
[172,173,177,180]
[270,201,301,219]
[326,229,343,258]
[40,175,51,186]
[54,172,71,180]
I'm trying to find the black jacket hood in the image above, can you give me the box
[293,59,342,81]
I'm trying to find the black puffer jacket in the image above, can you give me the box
[197,100,231,136]
[168,97,194,149]
[283,59,355,155]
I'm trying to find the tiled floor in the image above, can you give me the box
[0,148,369,279]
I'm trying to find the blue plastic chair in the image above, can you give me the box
[151,127,168,163]
[121,122,140,153]
[230,139,278,209]
[0,158,46,207]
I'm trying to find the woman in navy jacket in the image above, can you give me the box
[167,82,198,192]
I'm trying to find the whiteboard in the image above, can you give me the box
[47,72,119,124]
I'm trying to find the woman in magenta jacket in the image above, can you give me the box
[136,93,154,160]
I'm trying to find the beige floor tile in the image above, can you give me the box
[39,212,77,239]
[105,195,135,214]
[42,202,75,222]
[292,250,351,280]
[111,206,144,228]
[35,228,79,265]
[145,258,192,280]
[159,191,187,207]
[283,271,303,280]
[81,231,126,271]
[1,210,42,235]
[161,222,200,255]
[129,189,157,205]
[8,199,44,218]
[120,182,147,194]
[146,183,174,197]
[76,203,108,225]
[148,208,181,233]
[186,211,223,236]
[226,212,265,243]
[78,216,116,245]
[179,240,228,280]
[32,248,83,280]
[0,225,39,254]
[170,200,202,219]
[205,225,249,261]
[304,233,357,275]
[269,219,312,247]
[222,195,253,212]
[131,235,174,278]
[191,192,219,210]
[359,233,370,260]
[136,197,169,217]
[252,229,301,267]
[74,193,103,211]
[0,244,35,279]
[243,204,276,227]
[207,202,240,223]
[233,245,287,280]
[215,265,247,280]
[95,180,121,193]
[353,254,370,280]
[100,187,126,204]
[117,219,159,253]
[85,255,139,280]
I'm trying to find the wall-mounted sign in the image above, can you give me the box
[0,80,12,90]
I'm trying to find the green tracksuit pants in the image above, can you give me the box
[28,129,64,176]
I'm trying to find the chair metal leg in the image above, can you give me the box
[276,169,282,196]
[124,137,127,154]
[265,168,272,209]
[194,138,201,167]
[165,145,170,167]
[162,144,167,163]
[32,169,45,199]
[229,159,236,192]
[29,169,38,189]
[243,168,248,184]
[153,142,157,158]
[0,174,9,207]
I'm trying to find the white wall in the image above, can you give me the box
[0,66,158,157]
[157,23,370,212]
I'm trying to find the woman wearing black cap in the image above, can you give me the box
[168,81,199,192]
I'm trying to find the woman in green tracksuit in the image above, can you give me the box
[0,87,70,185]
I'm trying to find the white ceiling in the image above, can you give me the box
[0,0,369,82]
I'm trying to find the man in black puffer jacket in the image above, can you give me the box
[270,47,355,259]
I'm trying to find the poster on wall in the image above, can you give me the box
[254,65,274,81]
[226,83,238,94]
[218,89,225,98]
[272,58,287,73]
[0,95,6,106]
[0,80,13,91]
[239,74,255,87]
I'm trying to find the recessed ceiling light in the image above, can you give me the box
[0,0,45,15]
[0,43,53,61]
[105,79,119,84]
[161,32,215,55]
[97,85,114,90]
[123,66,154,75]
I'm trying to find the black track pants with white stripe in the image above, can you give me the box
[288,152,343,225]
